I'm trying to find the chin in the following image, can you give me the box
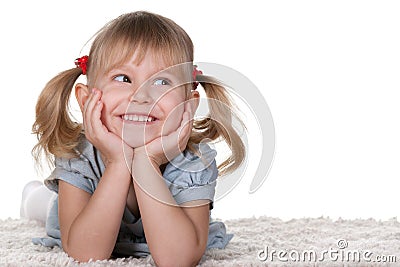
[123,134,157,149]
[123,138,146,149]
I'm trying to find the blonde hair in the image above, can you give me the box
[32,11,245,174]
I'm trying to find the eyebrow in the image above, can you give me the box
[152,69,178,77]
[107,65,132,75]
[109,66,182,78]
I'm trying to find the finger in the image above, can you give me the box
[159,101,192,156]
[83,89,98,132]
[187,100,194,124]
[82,88,95,132]
[84,88,101,137]
[165,102,189,138]
[92,98,108,134]
[177,104,192,151]
[182,111,191,139]
[182,101,192,134]
[89,89,106,135]
[82,88,94,120]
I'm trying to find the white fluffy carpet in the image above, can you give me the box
[1,216,400,266]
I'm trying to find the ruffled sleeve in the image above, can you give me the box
[44,137,104,195]
[162,143,218,205]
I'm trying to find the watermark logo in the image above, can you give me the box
[257,239,397,263]
[336,239,348,249]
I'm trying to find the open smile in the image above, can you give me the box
[121,113,159,123]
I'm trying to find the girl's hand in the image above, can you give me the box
[83,88,133,167]
[134,101,193,166]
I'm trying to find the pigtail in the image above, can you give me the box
[32,68,83,167]
[189,75,246,176]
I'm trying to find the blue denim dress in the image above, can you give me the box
[32,136,233,257]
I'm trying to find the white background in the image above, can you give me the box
[0,0,399,221]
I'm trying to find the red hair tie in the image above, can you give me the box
[74,55,89,75]
[192,65,203,89]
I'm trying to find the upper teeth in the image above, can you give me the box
[123,114,155,122]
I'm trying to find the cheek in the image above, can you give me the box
[160,99,186,134]
[98,92,123,131]
[162,105,184,134]
[99,94,111,121]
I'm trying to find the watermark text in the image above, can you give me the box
[257,239,397,263]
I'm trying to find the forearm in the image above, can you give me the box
[132,156,204,266]
[64,162,131,261]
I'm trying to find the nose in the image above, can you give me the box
[129,84,153,104]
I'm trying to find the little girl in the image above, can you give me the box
[23,11,245,266]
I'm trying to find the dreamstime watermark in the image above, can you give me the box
[257,239,397,263]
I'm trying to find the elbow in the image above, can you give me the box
[154,256,201,267]
[153,235,207,267]
[66,251,112,263]
[62,242,112,263]
[153,246,205,267]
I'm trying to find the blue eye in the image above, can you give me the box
[114,74,131,83]
[153,78,170,86]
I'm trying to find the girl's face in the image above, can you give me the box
[94,51,195,148]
